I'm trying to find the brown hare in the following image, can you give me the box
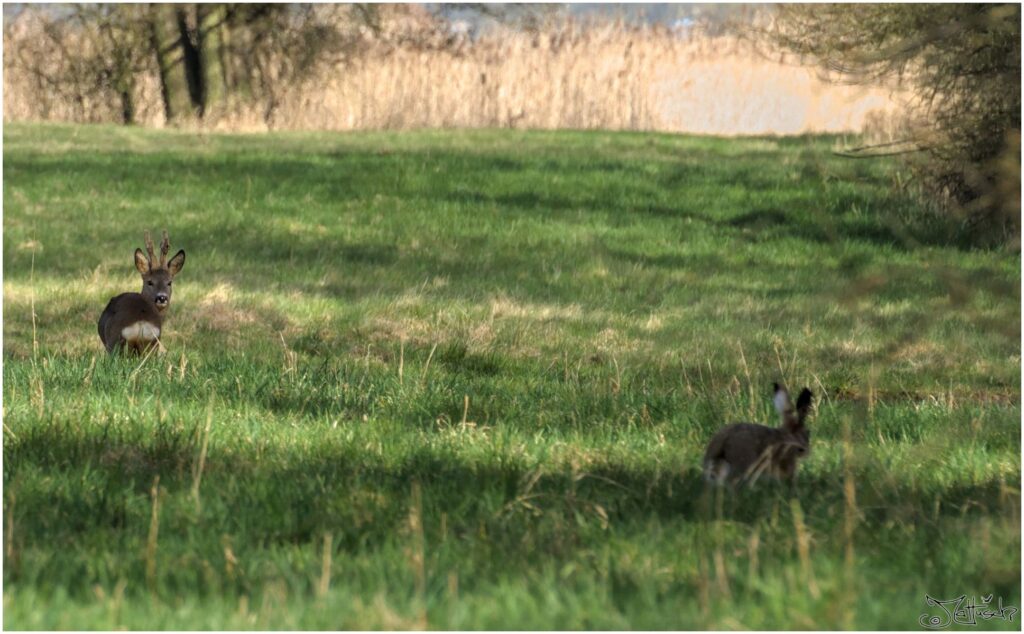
[97,230,185,354]
[703,383,814,485]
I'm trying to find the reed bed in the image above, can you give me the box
[4,14,903,135]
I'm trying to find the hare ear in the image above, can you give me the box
[796,388,814,421]
[773,383,791,415]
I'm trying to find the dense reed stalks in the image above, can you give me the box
[4,12,902,135]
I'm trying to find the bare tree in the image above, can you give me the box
[771,4,1021,245]
[6,3,367,127]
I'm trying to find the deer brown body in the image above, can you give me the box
[98,230,185,354]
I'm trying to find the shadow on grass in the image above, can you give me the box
[7,421,1017,552]
[7,142,971,264]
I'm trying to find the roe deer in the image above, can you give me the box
[98,230,186,354]
[703,383,814,486]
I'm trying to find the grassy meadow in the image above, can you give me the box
[2,122,1020,629]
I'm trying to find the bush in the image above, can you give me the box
[771,4,1021,246]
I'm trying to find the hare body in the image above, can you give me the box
[703,384,813,485]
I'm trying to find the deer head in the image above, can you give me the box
[133,230,185,312]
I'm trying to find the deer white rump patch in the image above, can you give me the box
[122,321,160,343]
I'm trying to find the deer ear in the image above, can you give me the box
[773,383,791,415]
[167,249,185,276]
[134,248,149,274]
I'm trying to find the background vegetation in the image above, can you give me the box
[3,4,900,135]
[3,123,1019,629]
[771,3,1021,248]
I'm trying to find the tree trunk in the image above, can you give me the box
[177,6,203,112]
[217,8,234,100]
[197,4,227,117]
[118,86,135,124]
[224,9,253,103]
[149,4,192,122]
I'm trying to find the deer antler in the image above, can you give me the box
[160,230,170,268]
[143,231,157,271]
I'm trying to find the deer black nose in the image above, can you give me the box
[155,294,169,305]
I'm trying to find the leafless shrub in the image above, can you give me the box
[769,3,1021,246]
[4,4,902,136]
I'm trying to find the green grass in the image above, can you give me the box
[3,122,1020,629]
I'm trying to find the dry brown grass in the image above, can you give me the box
[4,12,904,136]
